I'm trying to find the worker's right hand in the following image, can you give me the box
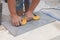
[11,15,21,26]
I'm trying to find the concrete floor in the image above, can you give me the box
[0,0,60,40]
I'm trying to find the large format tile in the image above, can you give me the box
[2,12,56,36]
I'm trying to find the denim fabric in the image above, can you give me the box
[16,0,30,11]
[16,0,23,10]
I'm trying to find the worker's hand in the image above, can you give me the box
[25,11,33,20]
[25,11,40,21]
[11,15,21,26]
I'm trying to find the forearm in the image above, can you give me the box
[29,0,40,12]
[8,0,17,16]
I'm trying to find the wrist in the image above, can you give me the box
[10,13,17,17]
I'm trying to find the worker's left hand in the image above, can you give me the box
[25,11,33,21]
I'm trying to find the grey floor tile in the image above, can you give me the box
[2,12,56,36]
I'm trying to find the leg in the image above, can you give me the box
[17,10,23,16]
[24,0,30,13]
[16,0,23,16]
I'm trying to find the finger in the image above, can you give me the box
[15,21,20,27]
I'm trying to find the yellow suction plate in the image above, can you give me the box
[21,15,40,25]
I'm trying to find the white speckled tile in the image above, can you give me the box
[50,35,60,40]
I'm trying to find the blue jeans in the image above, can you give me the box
[16,0,30,11]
